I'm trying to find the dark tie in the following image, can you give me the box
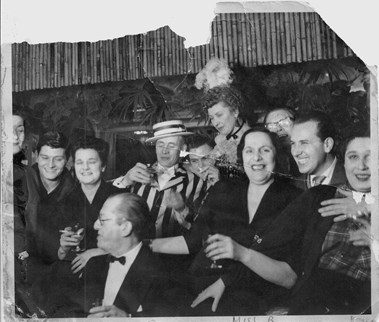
[107,255,126,265]
[312,175,326,187]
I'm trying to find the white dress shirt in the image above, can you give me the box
[157,164,176,190]
[103,242,143,306]
[310,157,337,186]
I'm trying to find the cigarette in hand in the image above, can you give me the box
[59,229,72,234]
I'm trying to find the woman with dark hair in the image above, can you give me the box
[58,136,125,271]
[36,137,125,317]
[287,130,373,314]
[151,128,302,315]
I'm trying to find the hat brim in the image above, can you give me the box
[145,132,194,144]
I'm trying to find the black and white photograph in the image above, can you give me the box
[1,1,378,321]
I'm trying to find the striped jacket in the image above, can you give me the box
[129,164,205,238]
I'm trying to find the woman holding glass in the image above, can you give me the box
[151,128,302,315]
[37,137,125,317]
[197,130,373,316]
[58,136,124,272]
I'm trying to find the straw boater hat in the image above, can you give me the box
[145,120,193,144]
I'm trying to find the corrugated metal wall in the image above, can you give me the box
[12,12,354,92]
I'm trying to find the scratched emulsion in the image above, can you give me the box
[1,2,379,321]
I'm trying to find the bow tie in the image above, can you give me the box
[107,255,126,265]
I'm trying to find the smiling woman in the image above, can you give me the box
[59,136,125,258]
[33,136,127,317]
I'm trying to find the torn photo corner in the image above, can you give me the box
[1,0,379,321]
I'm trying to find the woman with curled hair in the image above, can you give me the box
[200,86,251,181]
[203,86,251,165]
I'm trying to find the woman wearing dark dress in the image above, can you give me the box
[39,137,124,317]
[151,128,302,315]
[58,136,124,272]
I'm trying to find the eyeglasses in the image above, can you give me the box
[97,216,127,226]
[98,216,112,226]
[265,117,293,131]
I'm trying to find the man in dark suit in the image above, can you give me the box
[290,111,346,190]
[84,193,170,318]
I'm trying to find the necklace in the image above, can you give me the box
[226,121,245,140]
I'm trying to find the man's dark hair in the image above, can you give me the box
[186,134,215,150]
[36,131,69,158]
[111,193,151,240]
[237,126,283,172]
[71,136,109,167]
[339,128,371,160]
[294,111,336,142]
[202,86,243,113]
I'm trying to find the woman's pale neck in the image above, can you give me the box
[248,178,274,194]
[81,180,101,204]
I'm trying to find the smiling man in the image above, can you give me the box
[290,111,346,190]
[25,131,74,282]
[114,120,204,238]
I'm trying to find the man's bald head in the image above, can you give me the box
[107,193,150,240]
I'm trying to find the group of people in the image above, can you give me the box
[11,72,373,318]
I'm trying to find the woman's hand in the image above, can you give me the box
[318,188,369,222]
[349,218,372,247]
[205,234,246,262]
[59,227,83,250]
[71,248,107,274]
[191,278,225,312]
[71,249,94,274]
[88,305,129,317]
[58,227,84,260]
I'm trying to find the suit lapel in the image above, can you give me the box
[329,160,347,187]
[83,255,109,311]
[113,246,154,314]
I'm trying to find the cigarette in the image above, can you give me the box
[59,229,71,233]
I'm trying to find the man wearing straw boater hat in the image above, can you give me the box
[113,120,205,238]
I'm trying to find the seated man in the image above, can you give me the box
[81,193,172,317]
[113,120,204,238]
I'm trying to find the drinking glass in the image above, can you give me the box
[72,222,85,253]
[203,234,223,270]
[146,163,159,188]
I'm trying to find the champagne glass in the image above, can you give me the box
[203,234,223,270]
[146,163,159,188]
[72,222,85,253]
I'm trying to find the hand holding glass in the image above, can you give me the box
[203,234,223,270]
